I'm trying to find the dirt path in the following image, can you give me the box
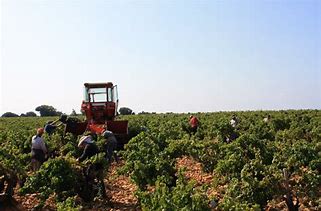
[105,161,139,211]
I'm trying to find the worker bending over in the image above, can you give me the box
[31,128,47,171]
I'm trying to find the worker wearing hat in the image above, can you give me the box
[31,128,47,171]
[77,133,107,199]
[76,133,99,162]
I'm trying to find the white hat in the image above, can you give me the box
[78,135,94,147]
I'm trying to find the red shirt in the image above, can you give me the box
[189,116,199,128]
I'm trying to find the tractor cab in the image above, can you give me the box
[81,83,118,124]
[80,83,128,146]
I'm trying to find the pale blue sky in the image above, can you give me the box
[1,0,320,115]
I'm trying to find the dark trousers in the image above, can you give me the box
[104,139,118,163]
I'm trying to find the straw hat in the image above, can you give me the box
[78,135,94,147]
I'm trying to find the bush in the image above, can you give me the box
[35,105,62,116]
[56,196,82,211]
[136,170,210,211]
[25,111,37,117]
[120,132,176,190]
[20,157,83,202]
[119,107,134,115]
[218,196,260,211]
[1,112,19,117]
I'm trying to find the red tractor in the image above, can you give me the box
[64,82,128,147]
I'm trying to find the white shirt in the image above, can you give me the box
[31,135,47,153]
[230,119,237,128]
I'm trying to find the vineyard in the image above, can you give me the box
[0,110,320,210]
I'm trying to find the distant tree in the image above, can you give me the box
[1,112,19,117]
[119,107,134,115]
[20,113,27,117]
[138,111,149,115]
[138,111,156,115]
[70,109,77,116]
[25,111,37,117]
[35,105,61,116]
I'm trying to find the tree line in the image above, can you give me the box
[2,105,66,118]
[1,105,135,117]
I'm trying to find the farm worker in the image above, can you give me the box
[263,114,271,123]
[102,130,118,163]
[59,114,77,136]
[44,119,63,135]
[76,134,99,162]
[31,128,47,171]
[189,115,199,134]
[77,133,107,199]
[230,115,238,128]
